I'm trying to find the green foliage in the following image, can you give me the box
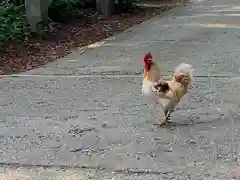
[48,0,81,22]
[48,0,137,22]
[48,0,96,23]
[0,0,137,45]
[0,1,30,44]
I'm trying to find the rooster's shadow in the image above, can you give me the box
[153,120,214,128]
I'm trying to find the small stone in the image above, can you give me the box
[101,123,107,127]
[186,140,196,144]
[164,147,172,152]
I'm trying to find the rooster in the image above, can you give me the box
[142,52,194,126]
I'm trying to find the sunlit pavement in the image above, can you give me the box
[2,0,240,179]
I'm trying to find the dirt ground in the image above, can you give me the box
[0,0,188,75]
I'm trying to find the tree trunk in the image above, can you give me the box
[96,0,114,17]
[25,0,48,32]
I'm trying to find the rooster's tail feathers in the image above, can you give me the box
[174,63,194,81]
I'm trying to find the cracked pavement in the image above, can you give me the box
[2,0,240,179]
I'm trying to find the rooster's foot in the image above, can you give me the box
[153,120,168,127]
[159,117,172,126]
[159,119,169,126]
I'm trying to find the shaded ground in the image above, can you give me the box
[0,0,187,75]
[2,0,240,179]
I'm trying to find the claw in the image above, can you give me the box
[159,118,172,127]
[159,121,168,126]
[158,112,172,126]
[159,117,169,126]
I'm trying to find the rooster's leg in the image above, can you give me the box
[160,118,168,126]
[160,110,170,126]
[166,108,175,123]
[160,110,174,125]
[166,111,173,123]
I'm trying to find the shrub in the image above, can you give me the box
[48,0,96,23]
[0,0,137,44]
[48,0,137,22]
[0,1,30,44]
[114,0,137,13]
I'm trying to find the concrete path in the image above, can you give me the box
[1,0,240,179]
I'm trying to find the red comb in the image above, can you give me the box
[144,52,153,63]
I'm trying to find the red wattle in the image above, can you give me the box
[144,64,150,71]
